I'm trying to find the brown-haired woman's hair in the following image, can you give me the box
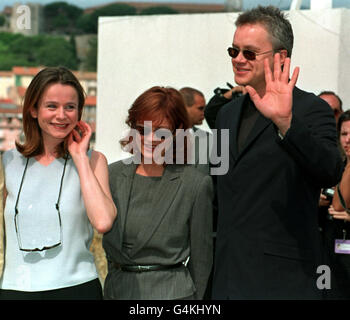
[16,66,86,158]
[120,86,191,163]
[337,110,350,138]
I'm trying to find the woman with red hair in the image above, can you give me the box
[103,86,213,300]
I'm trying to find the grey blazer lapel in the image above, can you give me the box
[128,165,183,258]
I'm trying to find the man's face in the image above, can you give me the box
[231,23,275,96]
[186,94,206,126]
[319,94,342,123]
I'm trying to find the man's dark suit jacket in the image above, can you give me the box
[212,87,344,299]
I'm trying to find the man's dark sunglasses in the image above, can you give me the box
[227,47,275,61]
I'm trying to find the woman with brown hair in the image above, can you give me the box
[322,110,350,299]
[0,67,116,300]
[103,86,213,300]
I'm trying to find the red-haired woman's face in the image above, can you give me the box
[134,117,174,164]
[31,83,79,146]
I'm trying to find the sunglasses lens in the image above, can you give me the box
[228,47,256,60]
[243,50,256,60]
[228,47,239,58]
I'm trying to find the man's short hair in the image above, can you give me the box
[235,6,294,58]
[318,91,343,112]
[179,87,204,107]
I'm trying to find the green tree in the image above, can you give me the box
[8,35,42,63]
[93,3,137,16]
[43,1,83,34]
[139,6,179,15]
[77,3,137,34]
[83,36,97,72]
[76,13,95,34]
[0,15,5,27]
[0,32,79,70]
[0,54,33,70]
[0,33,32,69]
[0,32,23,46]
[36,37,79,69]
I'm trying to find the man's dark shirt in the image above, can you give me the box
[237,99,259,154]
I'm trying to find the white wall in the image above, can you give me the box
[97,9,350,163]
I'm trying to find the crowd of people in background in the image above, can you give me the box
[0,5,349,300]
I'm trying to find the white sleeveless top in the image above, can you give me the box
[0,149,98,291]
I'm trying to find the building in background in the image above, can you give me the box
[226,0,243,11]
[0,5,12,32]
[0,98,22,151]
[0,66,97,152]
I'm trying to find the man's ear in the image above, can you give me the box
[30,107,38,119]
[279,49,288,66]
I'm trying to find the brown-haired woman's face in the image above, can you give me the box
[30,83,79,144]
[134,117,174,163]
[340,120,350,159]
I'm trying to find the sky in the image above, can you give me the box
[1,0,350,11]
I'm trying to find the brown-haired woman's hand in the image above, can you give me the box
[67,120,92,159]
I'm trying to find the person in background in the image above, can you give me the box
[325,110,350,299]
[318,91,344,232]
[318,91,343,125]
[0,67,116,300]
[103,86,213,300]
[179,87,212,175]
[204,84,247,129]
[179,87,206,128]
[212,6,343,299]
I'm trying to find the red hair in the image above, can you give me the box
[121,86,191,163]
